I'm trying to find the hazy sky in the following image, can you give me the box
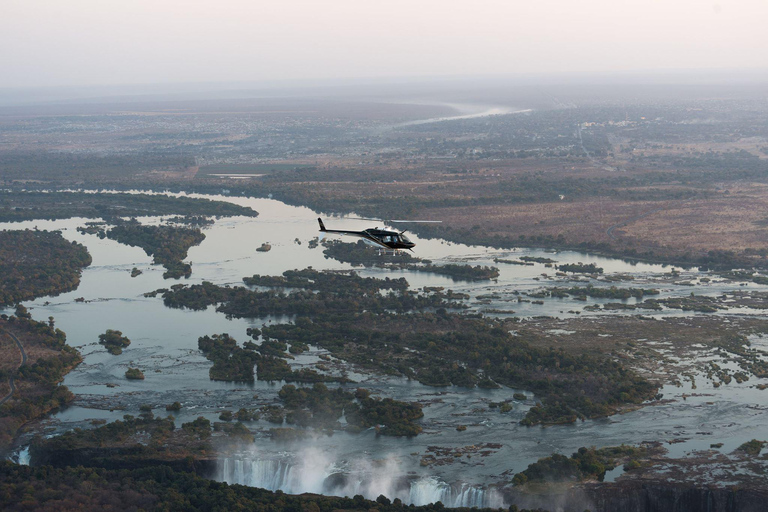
[1,0,767,88]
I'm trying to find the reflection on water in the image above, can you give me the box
[3,193,768,499]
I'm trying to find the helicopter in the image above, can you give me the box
[317,218,438,251]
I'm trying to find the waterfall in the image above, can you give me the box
[451,483,490,508]
[7,446,30,466]
[217,453,503,508]
[219,458,302,492]
[409,477,450,505]
[408,477,496,508]
[17,446,30,466]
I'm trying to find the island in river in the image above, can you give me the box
[1,192,768,511]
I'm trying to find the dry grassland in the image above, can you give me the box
[621,183,768,254]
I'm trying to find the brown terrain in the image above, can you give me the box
[262,164,768,265]
[0,318,80,450]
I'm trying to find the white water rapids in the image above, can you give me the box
[216,448,504,508]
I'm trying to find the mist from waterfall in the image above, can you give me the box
[216,446,505,508]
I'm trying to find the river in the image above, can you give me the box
[4,192,768,507]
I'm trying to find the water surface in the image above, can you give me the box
[4,193,768,505]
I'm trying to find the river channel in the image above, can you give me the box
[4,192,768,507]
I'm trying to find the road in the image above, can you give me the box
[0,328,27,405]
[577,124,619,172]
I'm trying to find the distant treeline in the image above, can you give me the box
[0,150,194,181]
[0,191,258,223]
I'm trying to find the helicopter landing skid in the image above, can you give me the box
[377,248,405,256]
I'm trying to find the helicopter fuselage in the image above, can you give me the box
[318,218,415,250]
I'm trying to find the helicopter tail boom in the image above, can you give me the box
[317,218,364,236]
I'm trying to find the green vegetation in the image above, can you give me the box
[0,230,92,306]
[197,333,347,384]
[106,221,205,279]
[512,445,648,485]
[494,258,533,266]
[262,406,285,424]
[601,301,662,311]
[599,294,726,313]
[256,355,343,384]
[736,439,766,456]
[162,273,464,317]
[0,190,258,222]
[420,263,499,280]
[263,313,657,426]
[181,416,212,440]
[130,267,142,277]
[3,458,541,511]
[658,295,723,313]
[163,266,655,425]
[288,341,309,354]
[244,268,409,294]
[97,329,131,355]
[198,334,259,383]
[700,331,768,382]
[556,262,604,274]
[213,421,254,442]
[278,383,424,437]
[18,408,524,511]
[0,315,80,450]
[165,215,216,227]
[236,408,259,421]
[125,368,144,380]
[30,414,215,470]
[323,240,499,280]
[165,401,181,412]
[7,97,768,274]
[77,222,107,237]
[520,256,557,264]
[268,427,310,442]
[538,285,660,301]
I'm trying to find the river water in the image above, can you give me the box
[4,192,768,506]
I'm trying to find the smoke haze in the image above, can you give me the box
[2,0,767,88]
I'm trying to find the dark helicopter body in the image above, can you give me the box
[318,218,415,250]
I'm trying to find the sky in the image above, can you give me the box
[1,0,767,88]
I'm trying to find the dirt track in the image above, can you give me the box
[0,328,27,405]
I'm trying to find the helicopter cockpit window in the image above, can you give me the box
[400,234,411,243]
